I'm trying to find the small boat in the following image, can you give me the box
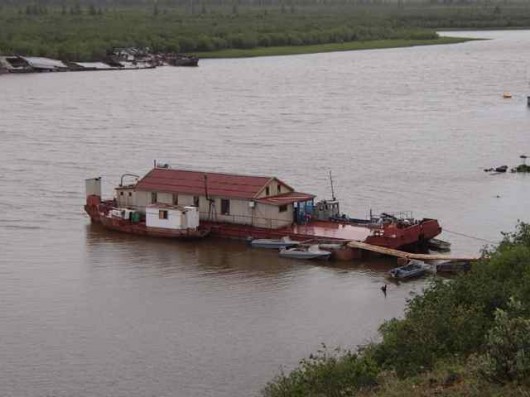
[388,259,427,279]
[436,260,471,274]
[249,236,299,249]
[167,54,199,67]
[279,244,332,260]
[427,238,451,252]
[503,92,512,99]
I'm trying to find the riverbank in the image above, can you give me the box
[263,223,530,396]
[195,37,472,59]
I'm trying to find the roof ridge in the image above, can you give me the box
[151,167,273,180]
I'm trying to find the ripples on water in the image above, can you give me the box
[0,30,529,396]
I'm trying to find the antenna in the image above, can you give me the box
[329,170,336,201]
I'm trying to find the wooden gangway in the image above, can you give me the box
[347,240,480,262]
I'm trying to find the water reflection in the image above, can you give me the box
[84,223,400,280]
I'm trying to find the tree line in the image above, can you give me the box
[1,1,530,61]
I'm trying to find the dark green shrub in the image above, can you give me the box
[478,299,530,385]
[262,345,378,397]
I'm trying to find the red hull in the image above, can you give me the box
[85,197,441,252]
[201,219,440,250]
[85,198,209,240]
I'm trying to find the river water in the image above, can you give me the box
[1,30,529,397]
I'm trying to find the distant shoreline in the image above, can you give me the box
[195,37,474,59]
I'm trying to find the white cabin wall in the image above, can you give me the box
[196,196,252,225]
[253,203,293,228]
[157,192,173,205]
[85,177,101,197]
[116,188,135,208]
[146,207,183,229]
[135,191,149,211]
[255,179,294,198]
[133,190,293,229]
[178,194,195,206]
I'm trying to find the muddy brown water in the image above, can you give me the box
[1,30,529,397]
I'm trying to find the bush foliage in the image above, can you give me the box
[263,222,530,396]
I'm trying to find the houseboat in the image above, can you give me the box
[84,165,442,255]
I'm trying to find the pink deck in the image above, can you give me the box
[289,221,371,241]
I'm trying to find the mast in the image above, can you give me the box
[329,170,336,201]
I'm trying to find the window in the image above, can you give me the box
[128,192,132,197]
[173,194,178,205]
[279,205,288,213]
[159,210,168,220]
[120,191,124,196]
[193,196,200,207]
[278,184,281,193]
[151,192,158,203]
[265,187,270,196]
[221,199,230,215]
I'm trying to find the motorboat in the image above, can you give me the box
[249,236,299,249]
[427,238,451,252]
[388,259,427,279]
[279,244,332,260]
[436,260,471,274]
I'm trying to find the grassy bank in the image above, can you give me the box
[0,1,525,61]
[195,37,471,58]
[263,223,530,396]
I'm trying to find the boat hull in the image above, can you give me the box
[388,260,428,279]
[279,250,331,260]
[85,199,209,240]
[100,215,209,240]
[85,198,441,254]
[250,239,298,249]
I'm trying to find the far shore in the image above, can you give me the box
[195,36,474,59]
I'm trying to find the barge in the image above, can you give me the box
[84,165,442,255]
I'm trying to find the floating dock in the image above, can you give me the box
[346,240,480,262]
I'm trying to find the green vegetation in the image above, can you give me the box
[1,1,530,60]
[513,164,530,173]
[263,222,530,396]
[196,37,469,58]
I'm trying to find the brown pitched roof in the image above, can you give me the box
[135,168,275,199]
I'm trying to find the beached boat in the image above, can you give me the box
[279,245,332,260]
[436,260,471,274]
[249,236,299,249]
[427,238,451,252]
[167,54,199,67]
[388,259,427,279]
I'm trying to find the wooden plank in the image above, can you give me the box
[346,240,480,261]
